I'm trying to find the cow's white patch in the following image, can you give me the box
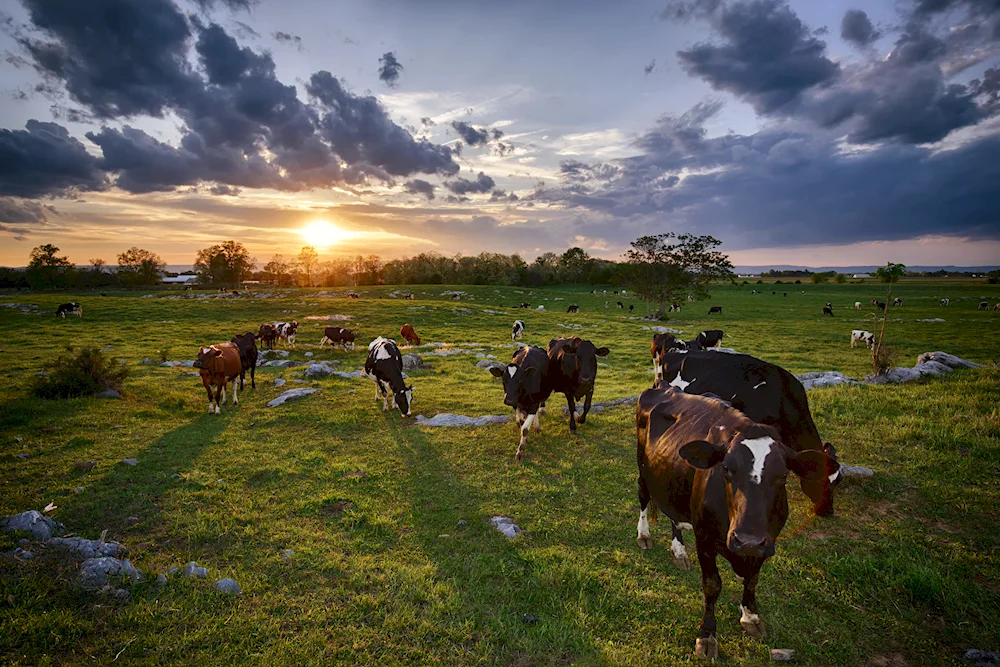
[828,466,841,484]
[669,372,694,391]
[677,522,693,530]
[375,343,392,360]
[753,381,766,390]
[742,436,774,484]
[654,362,662,379]
[671,537,687,561]
[740,605,761,625]
[507,365,517,378]
[637,508,649,540]
[521,413,536,434]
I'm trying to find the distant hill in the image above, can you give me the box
[732,265,999,274]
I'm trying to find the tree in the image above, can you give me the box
[875,262,906,284]
[298,246,319,286]
[810,273,829,284]
[89,258,106,274]
[833,273,847,284]
[116,247,166,286]
[194,241,256,286]
[558,247,591,284]
[26,244,74,289]
[263,254,293,286]
[871,262,907,375]
[620,233,734,317]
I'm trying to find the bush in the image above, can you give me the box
[872,344,899,376]
[158,347,170,362]
[794,279,801,284]
[34,347,129,399]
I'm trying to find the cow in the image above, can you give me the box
[519,302,531,309]
[511,319,525,341]
[547,337,610,434]
[617,301,624,309]
[979,301,990,310]
[194,343,243,415]
[693,330,724,350]
[590,289,596,295]
[400,323,421,346]
[708,306,722,314]
[871,298,878,306]
[635,385,839,660]
[628,304,635,313]
[347,292,360,299]
[783,293,787,297]
[855,301,862,309]
[56,302,82,318]
[257,323,278,350]
[995,303,1000,312]
[320,327,356,349]
[875,301,887,311]
[687,295,694,302]
[230,331,258,390]
[489,345,553,461]
[668,304,681,313]
[605,301,609,308]
[940,298,949,306]
[622,290,627,296]
[822,306,834,317]
[567,305,580,313]
[655,351,842,517]
[272,321,299,348]
[405,293,415,300]
[851,330,875,349]
[651,333,684,379]
[451,294,461,301]
[364,337,413,417]
[614,290,619,295]
[892,297,902,306]
[751,290,757,295]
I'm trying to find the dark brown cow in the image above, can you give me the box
[230,331,258,390]
[547,337,610,433]
[708,306,722,314]
[651,332,683,380]
[489,345,553,461]
[257,323,278,350]
[320,327,356,349]
[400,323,421,346]
[636,385,838,660]
[194,343,243,414]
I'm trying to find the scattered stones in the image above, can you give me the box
[415,414,510,427]
[49,536,120,559]
[140,358,156,364]
[263,360,301,368]
[475,359,505,371]
[95,389,121,399]
[771,648,795,661]
[401,353,425,369]
[964,649,998,665]
[490,516,522,538]
[35,371,50,377]
[166,566,180,576]
[184,561,209,578]
[916,351,982,369]
[124,516,140,526]
[280,549,294,561]
[13,547,35,560]
[641,325,684,335]
[160,361,181,367]
[18,538,29,547]
[73,460,96,472]
[456,520,468,528]
[74,487,84,493]
[266,388,319,407]
[154,574,168,587]
[796,371,857,390]
[2,510,64,540]
[332,370,367,379]
[274,378,286,387]
[304,363,333,378]
[841,465,876,478]
[77,557,142,590]
[304,352,314,357]
[122,458,138,466]
[13,453,30,460]
[562,396,638,416]
[214,578,242,595]
[916,318,946,323]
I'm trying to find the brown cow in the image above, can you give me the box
[194,343,243,414]
[400,323,421,346]
[257,323,278,350]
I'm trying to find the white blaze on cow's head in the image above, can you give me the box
[194,345,223,369]
[396,385,413,416]
[491,362,538,407]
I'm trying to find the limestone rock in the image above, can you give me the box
[415,413,510,427]
[401,353,424,370]
[214,578,242,595]
[490,516,522,538]
[184,561,208,578]
[2,510,64,540]
[77,557,142,590]
[48,536,120,559]
[266,388,319,407]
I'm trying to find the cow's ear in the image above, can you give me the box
[679,440,727,469]
[212,347,224,357]
[524,366,537,376]
[564,345,578,355]
[489,367,506,378]
[595,347,610,357]
[823,442,838,461]
[787,449,839,480]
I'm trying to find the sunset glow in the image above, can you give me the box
[299,220,355,249]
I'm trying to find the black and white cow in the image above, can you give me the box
[691,330,724,350]
[518,302,531,309]
[511,319,525,341]
[892,297,902,306]
[668,304,681,313]
[489,345,553,461]
[56,302,82,318]
[271,321,299,348]
[822,306,834,316]
[567,304,580,313]
[364,337,413,416]
[230,331,258,390]
[850,329,875,349]
[855,301,862,309]
[978,301,989,310]
[320,327,356,349]
[940,298,950,306]
[617,301,624,309]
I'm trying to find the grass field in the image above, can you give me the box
[2,282,999,666]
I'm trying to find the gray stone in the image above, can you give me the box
[13,453,30,460]
[304,363,332,378]
[964,649,998,666]
[475,359,505,371]
[562,395,638,416]
[214,578,242,595]
[140,358,156,364]
[401,353,424,370]
[112,588,130,599]
[77,557,142,590]
[35,371,49,377]
[13,547,35,560]
[267,388,319,407]
[415,413,510,427]
[49,536,120,559]
[2,510,64,540]
[184,561,208,578]
[274,378,287,387]
[265,360,300,369]
[913,360,953,378]
[74,487,84,493]
[166,567,180,576]
[171,473,181,479]
[18,538,29,547]
[124,516,139,526]
[841,465,875,478]
[304,352,313,357]
[122,458,138,466]
[456,520,468,528]
[490,516,522,538]
[795,371,857,390]
[154,574,168,587]
[280,549,294,561]
[96,389,121,399]
[160,361,181,367]
[770,648,795,661]
[917,352,982,369]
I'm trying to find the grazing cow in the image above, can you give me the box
[851,330,875,349]
[519,302,531,309]
[400,323,421,346]
[230,332,258,390]
[547,337,610,433]
[405,293,415,300]
[614,290,619,295]
[995,303,1000,312]
[194,343,243,414]
[320,327,356,349]
[605,301,609,308]
[602,289,607,295]
[855,301,862,309]
[347,292,360,299]
[567,304,580,313]
[751,290,757,295]
[772,291,776,295]
[892,297,902,306]
[622,290,627,296]
[56,302,82,318]
[708,306,722,314]
[655,351,842,517]
[635,385,838,660]
[451,294,461,301]
[693,330,724,350]
[940,298,949,306]
[825,302,833,308]
[876,301,887,311]
[783,292,787,297]
[272,321,299,348]
[511,319,525,341]
[822,306,834,316]
[257,323,278,350]
[489,345,553,461]
[688,295,694,302]
[629,304,635,313]
[590,289,596,295]
[651,333,684,379]
[617,301,624,309]
[364,337,413,416]
[979,301,989,310]
[668,304,681,313]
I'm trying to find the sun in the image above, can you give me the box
[299,220,354,248]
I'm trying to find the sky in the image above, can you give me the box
[1,0,999,268]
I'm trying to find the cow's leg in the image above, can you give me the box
[231,378,238,405]
[636,475,652,549]
[205,385,215,414]
[250,362,255,389]
[239,368,246,391]
[576,389,593,424]
[516,412,536,461]
[735,558,767,638]
[534,402,544,431]
[670,520,691,569]
[694,543,722,660]
[565,393,577,433]
[214,385,223,414]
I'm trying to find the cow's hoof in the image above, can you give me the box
[637,534,652,550]
[740,612,766,639]
[694,637,718,661]
[576,415,586,424]
[674,553,691,570]
[515,451,524,462]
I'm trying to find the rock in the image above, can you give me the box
[73,460,96,472]
[14,453,30,460]
[415,413,510,427]
[333,370,367,379]
[166,567,180,576]
[140,358,156,364]
[18,538,29,547]
[74,487,84,493]
[35,370,49,377]
[304,363,332,378]
[265,360,300,369]
[95,389,121,399]
[160,361,181,367]
[490,516,522,538]
[184,561,209,578]
[13,547,35,560]
[267,388,319,407]
[214,578,242,595]
[304,352,313,357]
[641,325,684,334]
[916,351,982,369]
[77,557,142,590]
[796,371,857,390]
[260,349,290,358]
[48,536,120,559]
[273,378,286,387]
[475,359,505,371]
[912,360,953,378]
[561,395,638,416]
[401,353,424,370]
[2,510,64,540]
[771,648,795,661]
[841,465,875,478]
[280,549,294,561]
[124,516,139,526]
[171,473,181,479]
[122,458,138,466]
[964,649,998,665]
[13,436,23,443]
[154,574,168,587]
[457,520,468,528]
[523,613,538,625]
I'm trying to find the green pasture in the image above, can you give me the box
[1,282,999,666]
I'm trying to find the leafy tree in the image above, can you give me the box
[558,247,591,283]
[263,254,293,286]
[871,262,907,375]
[298,246,320,286]
[834,273,847,284]
[194,241,256,286]
[810,273,829,284]
[620,233,734,317]
[875,262,906,284]
[26,244,74,289]
[116,247,166,286]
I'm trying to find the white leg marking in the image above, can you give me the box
[232,379,238,405]
[740,605,761,625]
[208,401,215,414]
[742,436,774,484]
[671,537,687,561]
[521,413,536,436]
[637,509,650,541]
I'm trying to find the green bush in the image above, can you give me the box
[33,347,129,399]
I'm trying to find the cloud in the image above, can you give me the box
[451,120,490,146]
[445,171,495,195]
[644,59,656,75]
[404,178,435,200]
[209,184,241,196]
[378,52,403,87]
[193,0,258,10]
[840,9,880,48]
[0,120,107,198]
[234,21,259,39]
[272,31,303,49]
[0,197,56,224]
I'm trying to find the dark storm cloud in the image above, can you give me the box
[0,197,56,224]
[378,52,403,87]
[841,9,880,48]
[445,171,495,195]
[0,120,107,198]
[209,183,241,196]
[404,178,435,200]
[272,31,303,49]
[193,0,258,11]
[451,120,490,146]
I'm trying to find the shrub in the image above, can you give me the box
[158,347,170,362]
[34,347,129,399]
[872,343,899,376]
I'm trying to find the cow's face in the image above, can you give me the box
[490,363,539,407]
[395,385,413,416]
[680,432,838,558]
[194,346,223,369]
[562,339,609,386]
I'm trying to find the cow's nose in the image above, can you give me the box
[503,396,517,407]
[730,533,772,557]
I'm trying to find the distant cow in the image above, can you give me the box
[822,306,834,316]
[511,319,525,341]
[405,293,415,300]
[567,304,580,313]
[547,337,610,434]
[855,301,862,309]
[708,306,722,314]
[651,333,683,380]
[451,294,461,301]
[628,304,634,313]
[56,302,82,318]
[490,345,553,461]
[272,321,299,348]
[875,301,887,311]
[347,292,360,299]
[687,295,694,302]
[617,301,624,309]
[364,337,413,416]
[851,330,875,349]
[230,331,258,390]
[400,323,421,346]
[320,327,356,349]
[994,303,1000,312]
[257,323,278,350]
[518,302,531,309]
[194,342,243,414]
[692,330,724,350]
[892,297,902,306]
[668,304,681,313]
[979,301,990,310]
[635,385,838,660]
[940,298,949,306]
